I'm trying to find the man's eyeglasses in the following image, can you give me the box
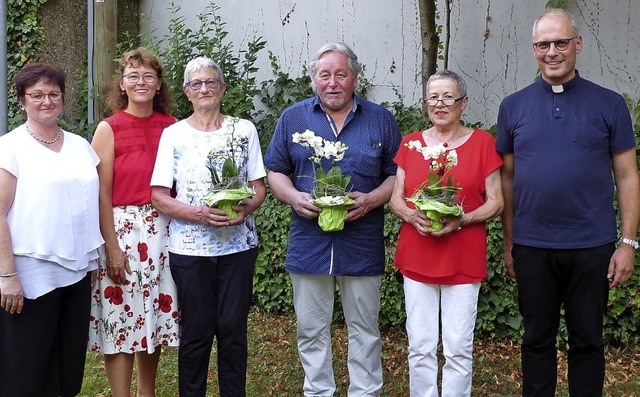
[186,79,222,90]
[25,91,62,102]
[425,96,466,107]
[533,36,578,53]
[122,73,158,84]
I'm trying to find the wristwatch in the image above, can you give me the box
[619,237,639,250]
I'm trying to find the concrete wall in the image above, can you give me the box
[39,0,141,123]
[40,0,89,122]
[141,0,639,127]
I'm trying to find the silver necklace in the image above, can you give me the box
[431,127,462,148]
[26,124,62,144]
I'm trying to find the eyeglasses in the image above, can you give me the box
[186,79,222,90]
[533,36,577,53]
[122,73,158,83]
[24,91,62,102]
[425,96,466,107]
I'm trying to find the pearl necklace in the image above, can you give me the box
[26,124,62,144]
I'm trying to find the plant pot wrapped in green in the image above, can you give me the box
[203,119,255,219]
[309,166,356,232]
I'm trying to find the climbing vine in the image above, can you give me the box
[545,0,568,8]
[6,0,48,124]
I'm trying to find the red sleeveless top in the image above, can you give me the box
[106,110,175,206]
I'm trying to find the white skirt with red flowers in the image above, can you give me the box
[88,205,180,354]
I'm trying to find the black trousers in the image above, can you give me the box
[513,243,613,397]
[170,248,257,397]
[0,273,91,397]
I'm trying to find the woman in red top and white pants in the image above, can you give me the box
[390,70,503,397]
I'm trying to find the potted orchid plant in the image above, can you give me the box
[203,118,255,219]
[293,129,355,232]
[405,140,463,232]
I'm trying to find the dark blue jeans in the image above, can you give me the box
[512,243,613,397]
[170,248,257,397]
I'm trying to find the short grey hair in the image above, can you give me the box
[426,70,467,97]
[183,56,225,87]
[533,8,579,39]
[308,42,361,92]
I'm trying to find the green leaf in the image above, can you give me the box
[222,157,239,178]
[208,166,221,185]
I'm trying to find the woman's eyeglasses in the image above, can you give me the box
[24,91,62,102]
[533,36,577,53]
[425,96,465,107]
[122,73,159,84]
[186,79,222,90]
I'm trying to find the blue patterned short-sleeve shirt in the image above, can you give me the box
[264,96,401,276]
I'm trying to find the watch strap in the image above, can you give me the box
[619,237,639,250]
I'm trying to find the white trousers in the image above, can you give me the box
[404,277,481,397]
[291,273,383,397]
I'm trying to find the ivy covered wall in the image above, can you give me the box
[6,0,140,128]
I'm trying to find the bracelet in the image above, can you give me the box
[619,237,639,250]
[456,214,465,231]
[0,272,17,278]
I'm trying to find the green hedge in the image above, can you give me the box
[253,196,640,346]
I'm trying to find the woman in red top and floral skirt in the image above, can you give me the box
[88,47,179,397]
[390,70,503,397]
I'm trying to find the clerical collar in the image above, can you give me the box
[540,70,581,93]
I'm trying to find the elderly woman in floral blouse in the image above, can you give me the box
[151,56,266,397]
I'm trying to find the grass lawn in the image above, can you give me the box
[81,310,640,396]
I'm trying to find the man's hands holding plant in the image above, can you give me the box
[293,130,355,232]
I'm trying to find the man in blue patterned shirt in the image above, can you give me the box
[264,42,401,396]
